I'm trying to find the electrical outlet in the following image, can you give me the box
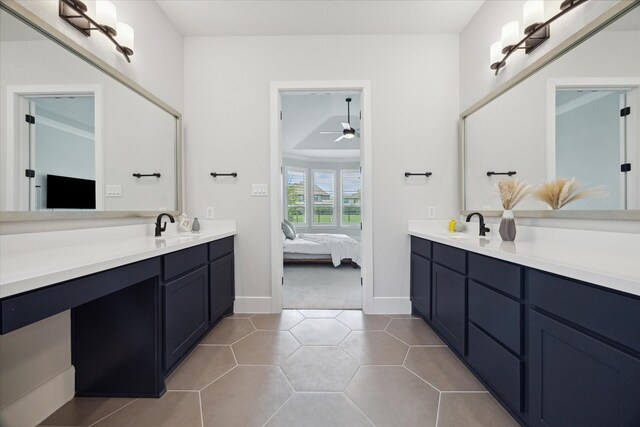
[427,206,436,218]
[206,207,215,219]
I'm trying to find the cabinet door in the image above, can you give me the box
[209,253,234,324]
[529,310,640,427]
[410,252,431,319]
[431,264,467,354]
[164,266,209,371]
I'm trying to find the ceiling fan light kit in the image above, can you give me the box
[318,97,360,142]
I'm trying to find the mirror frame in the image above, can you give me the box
[460,1,640,221]
[0,0,183,222]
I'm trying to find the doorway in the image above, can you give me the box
[270,81,373,313]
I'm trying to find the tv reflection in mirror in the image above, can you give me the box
[46,175,96,209]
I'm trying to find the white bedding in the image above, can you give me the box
[283,233,361,267]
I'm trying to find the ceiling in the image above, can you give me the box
[156,0,484,37]
[282,92,361,160]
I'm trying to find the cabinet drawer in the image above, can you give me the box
[163,244,208,281]
[528,269,640,353]
[411,236,432,259]
[163,266,209,371]
[209,237,234,261]
[468,253,522,298]
[467,323,523,413]
[469,280,522,355]
[432,242,466,274]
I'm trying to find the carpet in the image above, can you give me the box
[283,263,362,309]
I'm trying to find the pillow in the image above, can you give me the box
[282,221,295,240]
[283,218,297,238]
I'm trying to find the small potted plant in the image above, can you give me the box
[532,178,606,210]
[497,179,532,241]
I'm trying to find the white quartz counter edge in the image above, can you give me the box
[409,228,640,297]
[0,228,236,299]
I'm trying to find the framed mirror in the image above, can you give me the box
[461,2,639,220]
[0,2,182,221]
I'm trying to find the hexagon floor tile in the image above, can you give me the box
[232,330,300,365]
[337,311,391,330]
[385,318,444,345]
[166,345,236,391]
[340,331,408,365]
[298,309,343,318]
[93,392,201,427]
[346,366,439,427]
[251,310,304,330]
[201,318,255,345]
[438,393,519,427]
[290,319,350,345]
[200,366,293,427]
[265,393,372,427]
[281,346,359,391]
[404,347,485,391]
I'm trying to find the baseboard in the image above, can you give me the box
[0,366,74,427]
[371,297,411,314]
[234,297,273,313]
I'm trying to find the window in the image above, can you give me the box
[341,170,361,226]
[312,170,336,225]
[286,168,306,224]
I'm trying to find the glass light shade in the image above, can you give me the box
[116,23,134,50]
[523,0,544,33]
[344,133,355,139]
[490,40,503,65]
[96,1,117,33]
[501,21,520,48]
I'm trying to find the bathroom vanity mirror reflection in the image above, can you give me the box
[462,4,639,219]
[0,5,182,220]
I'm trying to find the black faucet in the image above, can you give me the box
[155,213,175,237]
[466,212,490,236]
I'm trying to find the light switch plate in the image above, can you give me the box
[252,184,268,196]
[427,206,436,218]
[206,207,215,219]
[106,185,122,197]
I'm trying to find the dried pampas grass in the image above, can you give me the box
[532,178,607,209]
[496,179,532,210]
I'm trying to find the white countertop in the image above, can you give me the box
[408,220,640,297]
[0,221,236,298]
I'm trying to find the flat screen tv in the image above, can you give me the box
[46,174,96,209]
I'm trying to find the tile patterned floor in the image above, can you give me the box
[40,311,519,427]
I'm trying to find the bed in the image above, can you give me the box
[283,233,361,267]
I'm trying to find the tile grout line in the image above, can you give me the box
[230,345,239,365]
[87,398,138,427]
[402,365,441,393]
[401,345,410,366]
[440,390,490,394]
[382,329,413,347]
[435,392,442,427]
[261,392,295,427]
[198,365,238,391]
[343,391,377,426]
[198,390,204,427]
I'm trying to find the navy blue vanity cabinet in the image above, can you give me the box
[430,242,467,355]
[163,265,210,371]
[410,237,432,319]
[528,310,640,426]
[209,254,235,323]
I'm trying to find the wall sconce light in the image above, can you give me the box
[490,0,587,75]
[59,0,134,62]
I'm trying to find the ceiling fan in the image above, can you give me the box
[319,97,360,142]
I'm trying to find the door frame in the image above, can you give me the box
[5,85,103,211]
[269,80,373,313]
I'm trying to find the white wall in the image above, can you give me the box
[0,2,183,425]
[184,34,459,308]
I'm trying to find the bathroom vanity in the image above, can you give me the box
[0,223,236,398]
[408,222,640,426]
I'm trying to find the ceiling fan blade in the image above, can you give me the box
[335,135,345,142]
[341,122,351,130]
[319,131,342,134]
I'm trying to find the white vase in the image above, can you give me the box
[499,209,516,241]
